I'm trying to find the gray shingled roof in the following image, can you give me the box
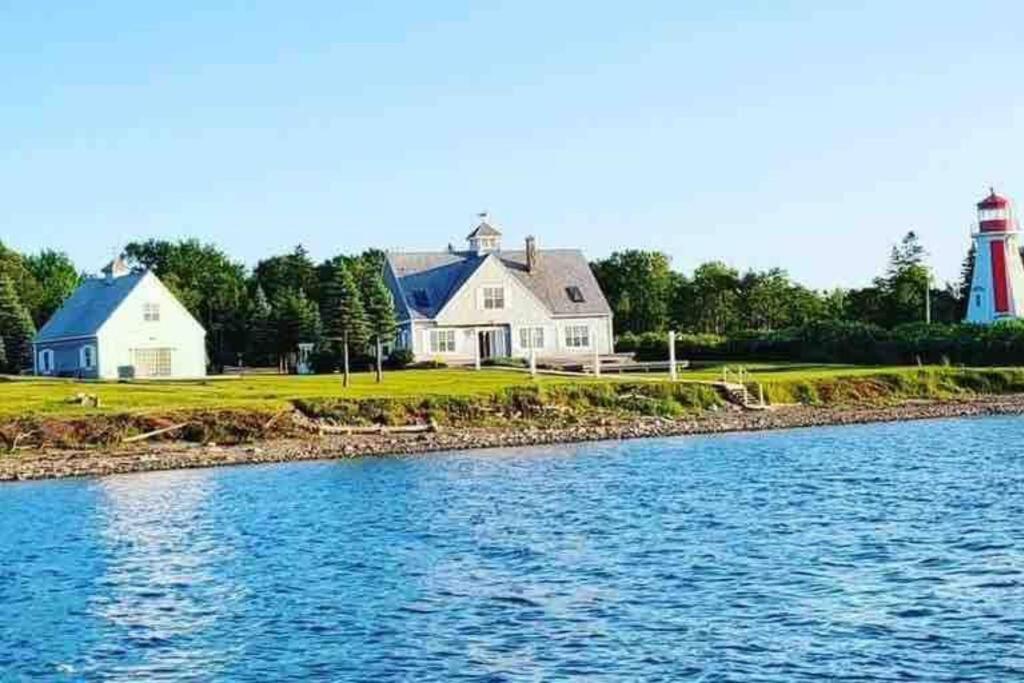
[34,272,146,342]
[386,249,611,319]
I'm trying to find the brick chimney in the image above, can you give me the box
[526,236,538,272]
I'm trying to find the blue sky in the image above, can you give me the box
[2,1,1023,288]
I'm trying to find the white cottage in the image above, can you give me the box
[33,257,207,379]
[385,217,614,364]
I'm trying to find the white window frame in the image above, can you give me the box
[80,344,97,370]
[564,325,591,349]
[38,349,54,374]
[482,286,505,310]
[143,302,161,322]
[429,329,456,354]
[519,326,544,350]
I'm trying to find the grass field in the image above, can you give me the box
[3,363,1023,419]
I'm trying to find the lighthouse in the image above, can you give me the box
[966,189,1024,323]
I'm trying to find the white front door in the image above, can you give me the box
[133,348,173,378]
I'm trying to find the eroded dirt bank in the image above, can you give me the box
[4,396,1024,482]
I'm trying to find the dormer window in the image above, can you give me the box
[144,302,160,322]
[411,289,430,308]
[566,286,585,303]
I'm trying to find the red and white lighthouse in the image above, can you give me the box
[966,189,1024,323]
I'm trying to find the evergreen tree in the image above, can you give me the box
[361,270,397,383]
[0,333,6,372]
[270,289,318,373]
[321,261,368,387]
[0,274,35,374]
[247,285,274,366]
[957,244,976,319]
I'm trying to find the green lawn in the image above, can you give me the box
[2,363,1018,419]
[0,368,605,417]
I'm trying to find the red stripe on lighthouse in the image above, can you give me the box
[991,240,1010,314]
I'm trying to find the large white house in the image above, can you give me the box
[33,257,207,379]
[384,217,613,364]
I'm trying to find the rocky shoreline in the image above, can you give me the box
[4,395,1024,482]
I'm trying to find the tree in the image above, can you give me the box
[254,245,319,303]
[879,231,930,327]
[321,261,368,387]
[270,289,319,373]
[674,262,741,334]
[361,270,397,383]
[125,239,248,368]
[0,273,36,373]
[24,250,80,327]
[0,333,6,373]
[591,250,673,335]
[957,244,976,320]
[247,285,275,366]
[0,242,43,320]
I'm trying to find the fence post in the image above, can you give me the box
[474,330,481,371]
[669,330,677,381]
[530,347,537,378]
[593,344,601,377]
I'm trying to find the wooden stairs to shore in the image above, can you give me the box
[714,366,770,411]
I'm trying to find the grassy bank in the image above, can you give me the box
[755,366,1024,405]
[3,365,1024,451]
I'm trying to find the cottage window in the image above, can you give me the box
[564,325,590,349]
[483,286,505,310]
[144,303,161,322]
[38,349,54,373]
[80,345,96,369]
[429,329,456,353]
[519,327,544,350]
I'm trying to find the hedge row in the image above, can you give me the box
[617,320,1024,366]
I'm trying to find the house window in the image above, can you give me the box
[80,345,97,369]
[429,329,456,353]
[519,327,545,350]
[143,303,161,322]
[483,286,505,310]
[566,286,585,303]
[38,349,54,373]
[564,325,591,349]
[133,348,172,377]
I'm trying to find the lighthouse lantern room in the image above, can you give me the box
[966,189,1024,323]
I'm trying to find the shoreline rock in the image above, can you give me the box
[3,396,1024,482]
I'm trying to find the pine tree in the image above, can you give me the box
[248,285,274,366]
[0,274,35,373]
[361,270,397,383]
[321,261,368,387]
[271,289,318,373]
[958,244,976,319]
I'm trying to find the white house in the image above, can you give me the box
[384,217,614,364]
[33,257,207,379]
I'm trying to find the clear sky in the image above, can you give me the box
[2,1,1023,288]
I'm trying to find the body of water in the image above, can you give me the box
[2,417,1023,681]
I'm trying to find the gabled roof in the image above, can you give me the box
[34,272,146,342]
[466,221,502,240]
[386,249,612,319]
[386,252,488,319]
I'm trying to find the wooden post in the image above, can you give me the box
[530,346,537,378]
[668,330,677,381]
[758,383,765,407]
[474,329,481,371]
[593,343,601,377]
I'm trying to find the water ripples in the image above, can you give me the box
[1,416,1023,680]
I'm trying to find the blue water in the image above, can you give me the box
[2,417,1023,681]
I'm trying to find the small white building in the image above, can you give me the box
[33,257,207,379]
[384,217,614,364]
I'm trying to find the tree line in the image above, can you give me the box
[0,230,986,375]
[591,231,967,338]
